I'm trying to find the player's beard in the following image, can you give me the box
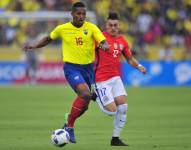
[111,30,118,37]
[77,19,85,27]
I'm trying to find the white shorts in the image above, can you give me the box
[94,76,127,106]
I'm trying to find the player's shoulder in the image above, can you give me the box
[118,34,128,43]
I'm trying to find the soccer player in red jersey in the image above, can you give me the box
[94,12,147,146]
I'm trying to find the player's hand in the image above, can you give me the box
[22,43,35,51]
[99,41,109,51]
[137,65,147,74]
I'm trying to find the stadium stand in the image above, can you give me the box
[0,0,191,60]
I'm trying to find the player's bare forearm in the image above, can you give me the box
[23,35,53,50]
[34,36,53,48]
[127,56,138,67]
[127,56,147,74]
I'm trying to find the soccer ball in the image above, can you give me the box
[51,129,70,147]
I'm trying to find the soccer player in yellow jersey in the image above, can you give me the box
[24,2,109,144]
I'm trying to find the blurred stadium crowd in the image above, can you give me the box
[0,0,191,60]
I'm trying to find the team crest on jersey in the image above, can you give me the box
[119,44,124,50]
[102,96,109,102]
[83,29,88,35]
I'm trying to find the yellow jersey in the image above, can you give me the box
[50,21,105,64]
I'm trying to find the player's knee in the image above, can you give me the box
[106,107,117,113]
[107,109,117,116]
[104,102,117,115]
[79,92,92,102]
[103,109,116,116]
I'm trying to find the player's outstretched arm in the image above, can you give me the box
[127,56,147,74]
[23,35,53,51]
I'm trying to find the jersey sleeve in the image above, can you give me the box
[122,38,132,58]
[50,25,61,40]
[92,24,105,43]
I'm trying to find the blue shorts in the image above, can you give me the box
[64,62,95,92]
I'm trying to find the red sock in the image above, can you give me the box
[67,96,89,128]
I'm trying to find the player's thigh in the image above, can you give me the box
[95,82,114,107]
[81,65,95,90]
[64,63,89,93]
[112,77,127,98]
[83,63,95,90]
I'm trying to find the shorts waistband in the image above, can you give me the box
[65,62,93,67]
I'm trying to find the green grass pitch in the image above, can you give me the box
[0,85,191,150]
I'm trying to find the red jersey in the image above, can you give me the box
[95,32,132,82]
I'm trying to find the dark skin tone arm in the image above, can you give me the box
[98,40,109,51]
[23,35,53,50]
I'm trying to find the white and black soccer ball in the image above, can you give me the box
[51,129,70,147]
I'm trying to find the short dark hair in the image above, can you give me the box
[72,2,85,11]
[107,12,119,20]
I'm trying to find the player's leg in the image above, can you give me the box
[63,63,93,143]
[64,63,92,126]
[64,83,91,143]
[96,100,117,116]
[30,59,38,85]
[111,77,128,146]
[94,80,117,115]
[110,95,128,146]
[69,63,96,119]
[66,83,91,128]
[95,77,128,145]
